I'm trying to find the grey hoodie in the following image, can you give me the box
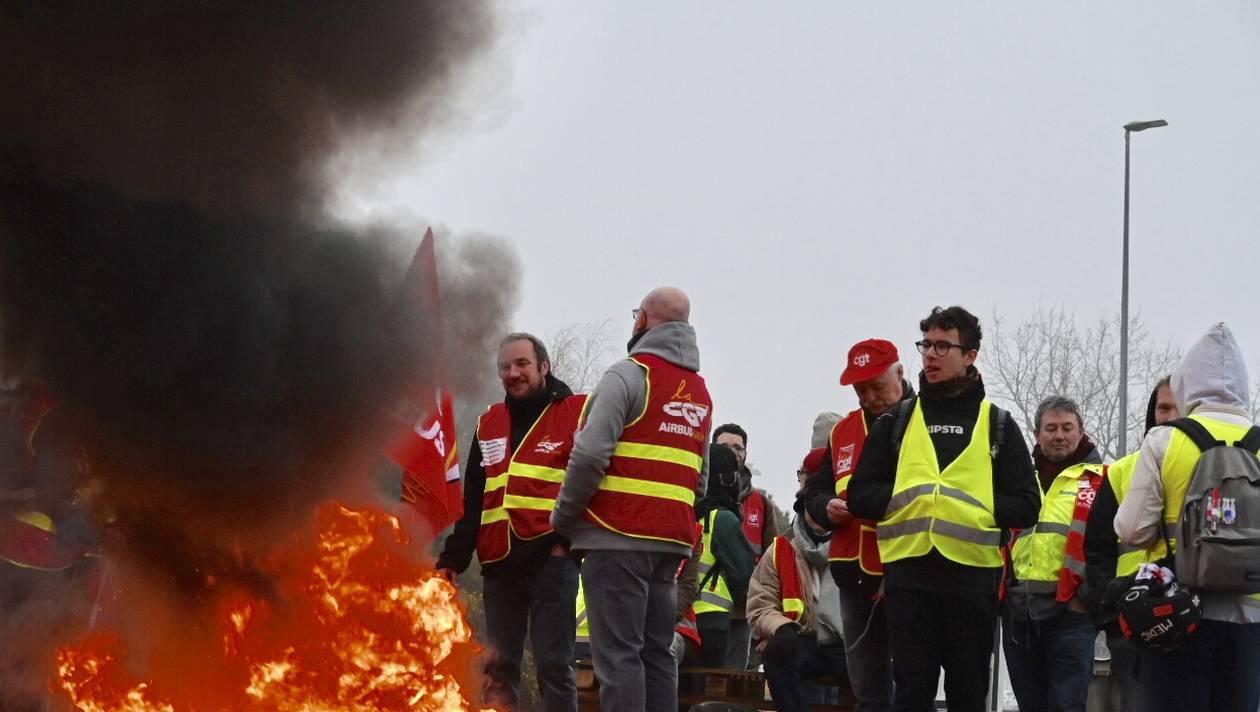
[550,321,710,556]
[1116,322,1260,623]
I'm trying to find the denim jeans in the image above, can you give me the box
[482,553,580,712]
[1137,619,1260,712]
[581,549,684,712]
[1002,607,1097,712]
[762,633,848,712]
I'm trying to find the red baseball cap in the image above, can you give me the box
[801,447,827,474]
[839,339,899,386]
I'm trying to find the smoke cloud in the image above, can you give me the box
[0,4,516,702]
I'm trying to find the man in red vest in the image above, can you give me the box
[436,333,586,712]
[552,286,712,712]
[712,421,779,669]
[799,338,911,712]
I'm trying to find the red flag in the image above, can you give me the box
[389,228,464,533]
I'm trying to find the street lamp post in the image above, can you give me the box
[1119,119,1168,454]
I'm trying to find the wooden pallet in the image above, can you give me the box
[576,661,854,711]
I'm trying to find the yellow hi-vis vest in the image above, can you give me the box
[1108,451,1161,576]
[877,399,1004,568]
[575,579,589,644]
[1011,462,1100,591]
[693,508,734,615]
[1156,414,1260,605]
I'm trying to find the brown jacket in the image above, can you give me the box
[747,527,819,645]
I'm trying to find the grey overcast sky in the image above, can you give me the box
[341,1,1260,508]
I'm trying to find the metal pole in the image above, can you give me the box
[1119,130,1131,454]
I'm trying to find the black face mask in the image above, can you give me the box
[626,327,648,353]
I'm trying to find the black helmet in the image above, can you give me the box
[1117,574,1202,652]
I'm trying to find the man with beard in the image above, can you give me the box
[552,286,712,712]
[800,338,912,712]
[436,333,585,712]
[1083,377,1177,712]
[1002,396,1103,712]
[848,306,1040,712]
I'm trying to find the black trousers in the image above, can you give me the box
[482,553,580,712]
[884,586,998,712]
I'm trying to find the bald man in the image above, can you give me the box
[552,286,713,712]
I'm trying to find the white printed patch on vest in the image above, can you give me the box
[480,437,508,466]
[659,422,695,437]
[836,443,856,473]
[534,438,564,454]
[926,424,965,435]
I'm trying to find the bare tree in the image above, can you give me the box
[1249,377,1260,423]
[985,306,1180,461]
[548,318,619,393]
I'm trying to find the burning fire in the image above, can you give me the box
[55,505,488,711]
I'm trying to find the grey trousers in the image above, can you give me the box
[582,549,684,712]
[838,583,894,712]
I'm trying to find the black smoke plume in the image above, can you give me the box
[0,2,514,703]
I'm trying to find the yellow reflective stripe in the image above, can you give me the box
[836,474,852,495]
[507,463,566,483]
[783,597,805,617]
[480,507,509,525]
[14,510,54,532]
[501,494,556,511]
[597,475,696,505]
[611,441,703,471]
[484,473,509,493]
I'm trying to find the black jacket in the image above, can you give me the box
[799,381,915,592]
[847,370,1040,593]
[435,375,573,578]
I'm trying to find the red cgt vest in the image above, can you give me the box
[827,408,883,575]
[742,489,767,555]
[475,394,588,564]
[584,353,712,547]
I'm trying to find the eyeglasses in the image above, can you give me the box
[915,339,969,356]
[727,444,746,452]
[632,307,643,319]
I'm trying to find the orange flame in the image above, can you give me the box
[56,504,489,711]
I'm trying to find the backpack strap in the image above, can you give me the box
[888,396,918,457]
[989,403,1008,463]
[1168,418,1225,453]
[1235,426,1260,455]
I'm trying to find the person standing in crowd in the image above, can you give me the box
[848,305,1040,712]
[436,333,586,712]
[1002,396,1103,712]
[1083,377,1177,712]
[750,447,848,712]
[692,442,757,666]
[1115,323,1260,712]
[712,422,778,669]
[551,286,712,712]
[801,338,912,712]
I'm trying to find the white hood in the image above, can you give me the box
[1171,322,1250,415]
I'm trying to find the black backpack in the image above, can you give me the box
[1166,418,1260,595]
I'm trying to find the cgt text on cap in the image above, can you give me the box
[840,339,899,386]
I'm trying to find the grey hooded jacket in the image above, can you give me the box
[550,321,710,556]
[1116,322,1260,624]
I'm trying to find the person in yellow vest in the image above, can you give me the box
[749,449,849,712]
[551,286,712,712]
[1115,323,1260,712]
[1083,376,1177,712]
[848,305,1040,712]
[692,442,756,667]
[435,333,586,712]
[1001,396,1104,712]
